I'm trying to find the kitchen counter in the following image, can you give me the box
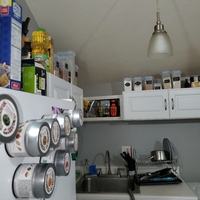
[76,179,198,200]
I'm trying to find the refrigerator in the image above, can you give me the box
[0,87,77,200]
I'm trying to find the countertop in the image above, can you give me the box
[76,179,198,200]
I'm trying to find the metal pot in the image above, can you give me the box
[150,150,167,162]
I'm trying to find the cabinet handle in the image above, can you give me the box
[70,95,77,109]
[171,98,174,110]
[164,99,167,110]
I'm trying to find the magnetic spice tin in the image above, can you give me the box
[0,94,19,143]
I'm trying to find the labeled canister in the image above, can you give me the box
[5,121,51,157]
[42,114,71,137]
[0,94,19,143]
[39,118,61,149]
[54,150,71,176]
[13,163,56,199]
[66,128,78,153]
[64,109,83,128]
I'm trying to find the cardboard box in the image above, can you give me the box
[22,59,46,96]
[0,0,22,90]
[32,54,50,72]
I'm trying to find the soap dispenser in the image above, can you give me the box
[84,159,89,176]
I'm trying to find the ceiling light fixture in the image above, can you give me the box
[147,0,173,58]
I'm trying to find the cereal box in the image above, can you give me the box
[0,0,22,90]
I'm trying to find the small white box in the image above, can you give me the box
[124,78,132,91]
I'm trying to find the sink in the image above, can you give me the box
[76,175,140,194]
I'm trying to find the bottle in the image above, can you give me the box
[110,100,117,117]
[32,28,49,56]
[48,36,54,74]
[21,37,32,60]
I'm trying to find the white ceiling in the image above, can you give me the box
[25,0,200,87]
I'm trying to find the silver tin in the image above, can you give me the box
[33,163,56,198]
[25,121,51,157]
[66,128,78,153]
[13,163,56,199]
[64,109,83,128]
[42,114,71,137]
[54,150,71,176]
[0,94,19,143]
[39,118,61,149]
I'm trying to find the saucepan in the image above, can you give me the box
[150,150,168,162]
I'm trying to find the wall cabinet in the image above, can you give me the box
[123,88,200,120]
[83,95,122,122]
[46,72,83,111]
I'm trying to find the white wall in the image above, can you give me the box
[77,82,200,182]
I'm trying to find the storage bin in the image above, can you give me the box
[161,70,172,89]
[133,77,142,91]
[172,70,181,88]
[144,76,154,90]
[124,78,132,91]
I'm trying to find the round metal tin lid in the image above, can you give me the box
[54,150,71,176]
[0,94,19,143]
[33,163,56,198]
[26,121,51,157]
[40,118,61,148]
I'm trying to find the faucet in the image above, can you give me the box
[105,150,112,175]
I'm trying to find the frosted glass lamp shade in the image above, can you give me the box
[147,12,173,58]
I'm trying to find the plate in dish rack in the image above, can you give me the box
[163,138,172,162]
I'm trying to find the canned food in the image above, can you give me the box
[66,128,78,153]
[54,150,71,176]
[6,121,51,157]
[42,114,71,137]
[0,94,19,143]
[64,109,83,128]
[13,163,56,198]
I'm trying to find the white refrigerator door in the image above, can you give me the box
[0,87,76,200]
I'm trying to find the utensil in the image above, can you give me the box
[140,168,171,180]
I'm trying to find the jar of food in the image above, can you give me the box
[161,70,172,89]
[133,77,142,91]
[13,163,56,198]
[6,121,51,157]
[172,70,181,88]
[144,76,154,90]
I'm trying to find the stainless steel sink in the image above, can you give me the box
[76,175,140,194]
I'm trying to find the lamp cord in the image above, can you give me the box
[156,0,159,12]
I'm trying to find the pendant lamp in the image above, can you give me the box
[147,1,173,58]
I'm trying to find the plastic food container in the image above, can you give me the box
[161,70,172,89]
[123,78,132,91]
[154,82,162,90]
[0,94,19,143]
[13,163,56,199]
[144,76,154,90]
[6,121,51,157]
[172,70,181,88]
[133,77,142,91]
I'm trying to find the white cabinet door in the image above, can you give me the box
[123,90,169,120]
[46,73,83,112]
[71,84,83,112]
[169,88,200,119]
